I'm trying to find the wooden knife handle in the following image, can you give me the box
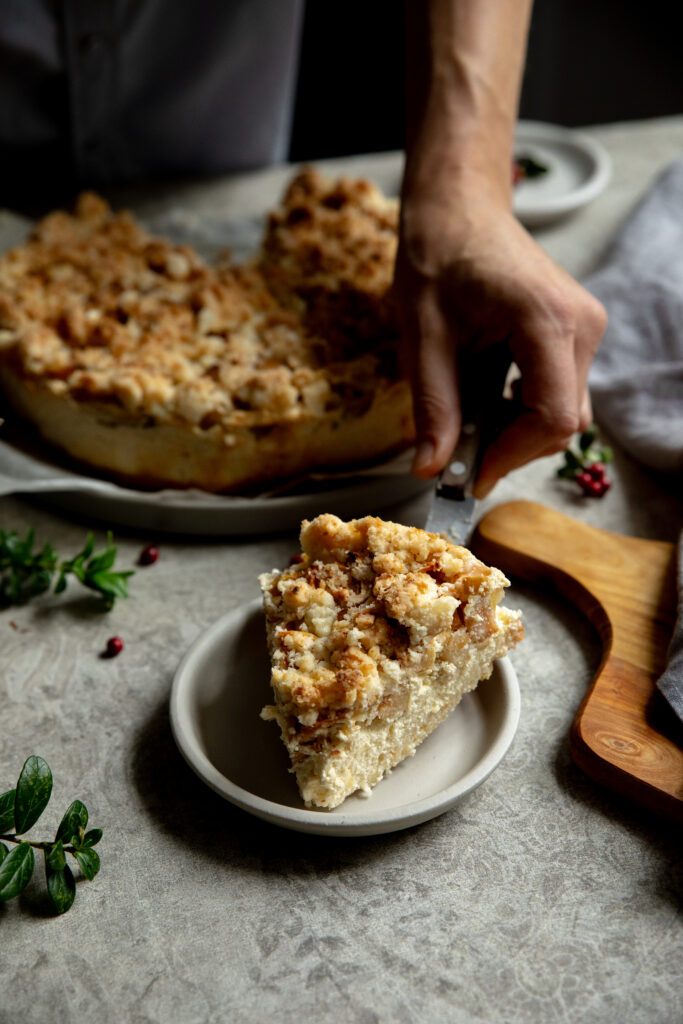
[470,500,682,821]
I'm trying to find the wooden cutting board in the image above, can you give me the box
[470,500,682,821]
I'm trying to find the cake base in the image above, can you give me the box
[0,363,413,492]
[281,620,516,809]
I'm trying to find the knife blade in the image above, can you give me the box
[424,421,480,546]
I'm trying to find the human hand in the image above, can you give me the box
[394,189,607,497]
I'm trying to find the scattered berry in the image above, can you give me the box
[138,543,159,566]
[104,636,124,658]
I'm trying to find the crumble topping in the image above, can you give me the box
[0,171,404,440]
[260,168,398,352]
[260,514,523,743]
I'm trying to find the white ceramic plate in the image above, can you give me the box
[0,434,429,536]
[170,600,521,836]
[513,120,611,226]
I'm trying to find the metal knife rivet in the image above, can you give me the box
[449,460,467,477]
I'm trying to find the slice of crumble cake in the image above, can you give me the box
[260,514,523,809]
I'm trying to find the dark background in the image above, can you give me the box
[289,0,683,162]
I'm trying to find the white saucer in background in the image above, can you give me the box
[170,600,521,837]
[513,120,612,227]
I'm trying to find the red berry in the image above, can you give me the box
[580,477,608,497]
[104,636,124,658]
[588,463,605,481]
[576,472,599,496]
[138,544,159,566]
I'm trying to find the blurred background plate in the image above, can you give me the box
[513,120,611,227]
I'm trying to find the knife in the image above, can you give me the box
[424,421,480,546]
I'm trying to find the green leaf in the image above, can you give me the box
[0,788,15,833]
[14,756,53,834]
[86,546,117,573]
[46,839,66,871]
[0,841,35,901]
[579,426,597,451]
[515,154,549,179]
[0,842,7,865]
[56,800,88,845]
[74,847,100,880]
[85,571,133,604]
[61,535,95,575]
[80,533,96,561]
[39,540,58,566]
[11,530,34,560]
[556,465,578,480]
[26,570,53,598]
[563,450,581,470]
[68,556,87,583]
[54,571,68,595]
[83,828,103,848]
[46,862,76,915]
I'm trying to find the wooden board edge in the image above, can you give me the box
[570,712,683,823]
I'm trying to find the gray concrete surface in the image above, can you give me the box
[1,119,682,1024]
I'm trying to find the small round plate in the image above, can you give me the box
[513,120,611,227]
[170,600,521,836]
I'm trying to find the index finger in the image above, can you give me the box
[398,288,462,477]
[474,324,580,494]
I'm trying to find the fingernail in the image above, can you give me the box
[412,442,436,477]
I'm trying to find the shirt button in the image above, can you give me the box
[78,31,107,56]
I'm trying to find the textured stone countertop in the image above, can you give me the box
[1,118,682,1024]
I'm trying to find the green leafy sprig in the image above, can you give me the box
[0,529,133,609]
[556,424,614,497]
[0,756,102,915]
[557,424,613,480]
[514,154,550,179]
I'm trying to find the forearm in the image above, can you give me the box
[396,0,605,488]
[403,0,533,209]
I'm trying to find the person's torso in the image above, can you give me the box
[0,0,303,209]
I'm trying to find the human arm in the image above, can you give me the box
[396,0,607,495]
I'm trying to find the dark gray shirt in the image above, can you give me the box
[0,0,303,210]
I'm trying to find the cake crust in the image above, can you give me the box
[260,514,524,809]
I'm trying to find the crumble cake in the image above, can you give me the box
[260,514,524,810]
[0,171,413,491]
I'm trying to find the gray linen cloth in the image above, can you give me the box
[586,159,683,722]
